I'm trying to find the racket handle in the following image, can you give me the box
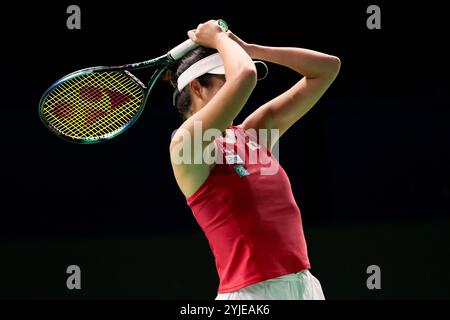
[169,39,199,61]
[168,19,229,61]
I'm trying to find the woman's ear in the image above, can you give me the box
[189,79,204,100]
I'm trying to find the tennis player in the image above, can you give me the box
[169,20,340,300]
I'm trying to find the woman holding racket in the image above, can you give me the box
[169,20,340,300]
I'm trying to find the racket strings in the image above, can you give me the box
[41,71,144,141]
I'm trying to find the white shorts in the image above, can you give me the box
[215,270,325,300]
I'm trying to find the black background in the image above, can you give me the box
[1,0,449,299]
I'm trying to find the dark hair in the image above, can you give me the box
[166,47,224,120]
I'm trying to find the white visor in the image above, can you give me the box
[176,53,268,92]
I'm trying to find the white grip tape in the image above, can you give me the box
[169,39,199,61]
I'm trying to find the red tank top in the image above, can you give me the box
[186,126,310,293]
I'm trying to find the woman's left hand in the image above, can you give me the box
[187,20,227,49]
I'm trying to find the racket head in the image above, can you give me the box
[39,67,148,144]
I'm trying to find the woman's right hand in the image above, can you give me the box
[187,20,227,49]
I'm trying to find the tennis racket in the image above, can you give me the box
[39,19,228,144]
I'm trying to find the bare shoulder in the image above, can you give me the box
[169,132,215,198]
